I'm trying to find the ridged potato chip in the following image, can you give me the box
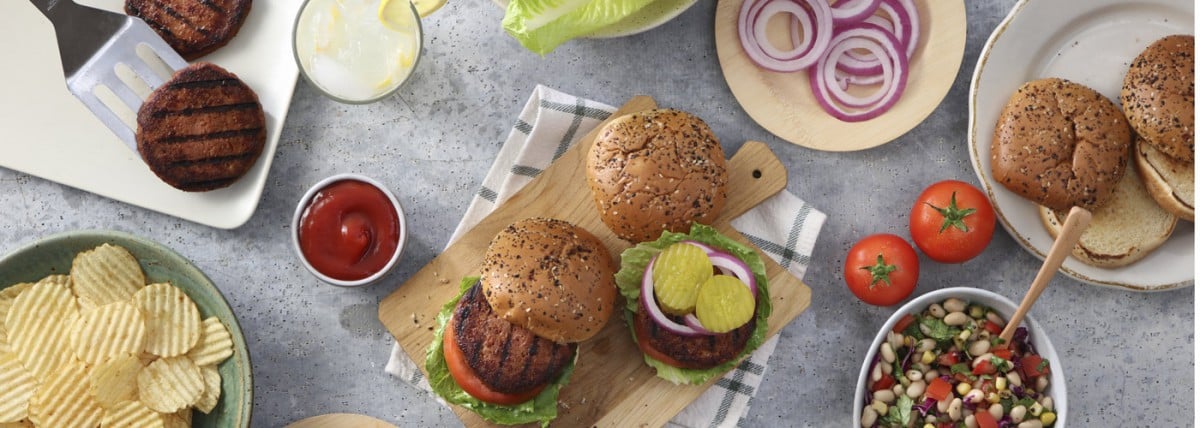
[188,317,233,366]
[100,400,164,428]
[162,409,191,428]
[90,354,144,409]
[4,282,78,381]
[0,419,32,428]
[137,356,204,413]
[0,283,34,335]
[71,244,145,309]
[195,365,221,414]
[133,283,201,358]
[29,360,103,427]
[0,351,36,423]
[34,275,70,289]
[70,302,146,365]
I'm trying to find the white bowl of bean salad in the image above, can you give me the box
[854,287,1067,428]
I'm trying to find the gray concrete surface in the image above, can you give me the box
[0,1,1193,427]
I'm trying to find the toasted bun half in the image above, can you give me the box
[992,78,1132,211]
[1039,166,1177,268]
[1121,34,1195,162]
[586,109,728,242]
[480,218,617,344]
[1134,135,1194,221]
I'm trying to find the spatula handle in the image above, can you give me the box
[999,206,1092,345]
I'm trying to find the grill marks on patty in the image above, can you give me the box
[125,0,252,60]
[136,62,265,192]
[635,307,753,370]
[451,283,575,395]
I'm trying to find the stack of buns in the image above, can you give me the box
[992,34,1193,268]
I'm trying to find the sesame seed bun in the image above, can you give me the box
[1134,134,1194,221]
[1121,34,1195,163]
[479,218,617,344]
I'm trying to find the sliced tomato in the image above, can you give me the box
[937,352,960,367]
[1020,354,1051,378]
[972,360,996,376]
[892,313,916,334]
[983,320,1003,335]
[443,320,546,406]
[871,374,897,392]
[926,377,952,401]
[633,312,693,369]
[990,347,1013,360]
[975,409,999,428]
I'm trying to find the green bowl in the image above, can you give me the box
[0,230,252,426]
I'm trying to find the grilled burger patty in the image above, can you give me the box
[126,0,252,60]
[451,282,576,395]
[136,62,265,192]
[635,307,754,370]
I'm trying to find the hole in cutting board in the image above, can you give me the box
[752,169,762,179]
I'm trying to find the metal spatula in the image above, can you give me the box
[31,0,187,152]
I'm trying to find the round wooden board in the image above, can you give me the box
[286,413,398,428]
[715,0,966,151]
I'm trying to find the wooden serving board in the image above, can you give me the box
[714,0,966,151]
[378,96,813,427]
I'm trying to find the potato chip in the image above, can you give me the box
[71,244,145,309]
[100,400,164,428]
[0,351,36,423]
[29,360,103,427]
[0,283,34,335]
[188,317,233,366]
[90,354,144,409]
[35,275,71,289]
[0,419,32,428]
[70,302,146,364]
[4,282,78,381]
[194,364,221,414]
[133,283,201,358]
[137,356,204,413]
[162,409,191,428]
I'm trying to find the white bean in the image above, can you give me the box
[1007,371,1023,387]
[892,384,905,397]
[963,389,984,404]
[906,380,926,399]
[964,414,977,428]
[986,311,1005,326]
[928,303,947,318]
[860,406,877,428]
[882,361,894,374]
[943,298,967,313]
[871,400,888,416]
[888,331,904,350]
[917,338,937,353]
[925,414,937,423]
[1040,396,1054,411]
[989,403,1004,420]
[919,322,933,336]
[1017,420,1044,428]
[924,370,939,382]
[947,398,963,421]
[1010,405,1027,421]
[872,362,882,382]
[906,369,923,382]
[968,339,991,357]
[881,342,896,363]
[944,311,970,326]
[1035,375,1049,392]
[873,389,896,403]
[937,396,952,413]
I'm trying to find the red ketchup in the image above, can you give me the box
[298,179,400,281]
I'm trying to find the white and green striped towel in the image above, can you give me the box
[385,85,826,427]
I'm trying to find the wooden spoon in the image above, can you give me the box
[999,206,1092,345]
[285,413,399,428]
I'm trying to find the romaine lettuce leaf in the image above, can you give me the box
[502,0,658,55]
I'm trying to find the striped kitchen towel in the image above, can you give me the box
[385,85,826,427]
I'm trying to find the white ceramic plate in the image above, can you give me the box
[0,0,301,229]
[968,0,1194,291]
[852,288,1067,427]
[490,0,698,39]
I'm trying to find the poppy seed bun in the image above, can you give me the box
[1121,34,1194,162]
[992,78,1132,211]
[1134,134,1194,221]
[480,218,617,344]
[586,109,729,242]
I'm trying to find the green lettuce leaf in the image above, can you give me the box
[424,277,577,427]
[502,0,658,55]
[613,223,773,385]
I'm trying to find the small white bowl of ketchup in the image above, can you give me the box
[292,173,407,287]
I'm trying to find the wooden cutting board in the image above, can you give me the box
[378,96,813,427]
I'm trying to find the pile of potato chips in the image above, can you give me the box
[0,243,234,427]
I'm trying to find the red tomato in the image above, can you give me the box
[975,409,999,428]
[982,320,1003,335]
[1020,354,1051,378]
[973,360,997,375]
[844,234,919,306]
[892,313,916,334]
[871,374,896,392]
[909,180,996,263]
[990,348,1013,360]
[937,352,960,367]
[926,377,952,401]
[443,319,545,405]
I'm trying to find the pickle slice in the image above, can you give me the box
[695,275,755,333]
[652,243,713,315]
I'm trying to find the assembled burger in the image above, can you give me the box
[425,217,617,426]
[614,223,772,385]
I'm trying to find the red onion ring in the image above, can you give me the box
[640,247,759,337]
[894,0,919,58]
[830,0,881,26]
[809,23,908,122]
[641,255,708,337]
[738,0,833,72]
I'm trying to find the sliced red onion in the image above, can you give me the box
[835,69,885,90]
[683,314,713,334]
[894,0,919,58]
[835,0,913,73]
[827,39,893,108]
[842,15,894,63]
[706,251,758,296]
[641,255,708,337]
[830,0,881,26]
[681,240,717,254]
[738,0,833,72]
[809,23,908,122]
